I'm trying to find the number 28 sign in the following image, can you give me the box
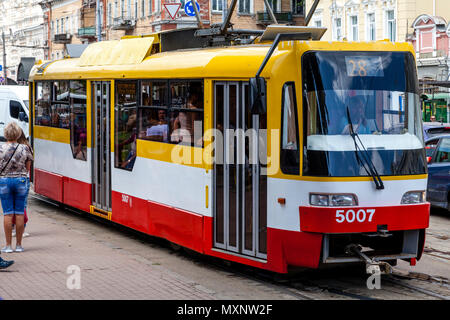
[345,56,384,77]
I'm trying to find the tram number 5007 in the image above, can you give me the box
[335,209,375,224]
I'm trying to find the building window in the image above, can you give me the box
[350,15,358,41]
[292,0,304,15]
[121,0,125,17]
[141,0,145,17]
[148,0,152,14]
[134,0,138,19]
[212,0,223,12]
[367,13,375,41]
[108,3,112,25]
[386,10,396,41]
[115,1,118,18]
[238,0,251,14]
[333,17,342,41]
[267,0,280,12]
[314,19,322,27]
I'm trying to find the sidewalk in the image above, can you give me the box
[0,196,216,300]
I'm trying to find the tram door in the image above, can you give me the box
[91,81,112,212]
[214,82,267,259]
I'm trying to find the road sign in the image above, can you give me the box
[184,0,200,17]
[0,65,2,71]
[164,3,181,20]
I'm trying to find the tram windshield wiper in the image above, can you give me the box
[346,107,384,190]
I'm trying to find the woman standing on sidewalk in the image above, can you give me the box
[0,122,33,253]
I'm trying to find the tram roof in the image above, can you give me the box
[29,36,415,81]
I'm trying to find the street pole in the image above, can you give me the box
[222,0,227,23]
[191,0,204,29]
[2,31,6,84]
[96,0,102,42]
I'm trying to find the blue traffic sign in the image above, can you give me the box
[184,1,200,17]
[0,65,2,71]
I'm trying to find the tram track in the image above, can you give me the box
[384,276,450,300]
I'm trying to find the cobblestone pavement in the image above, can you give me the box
[0,200,216,300]
[1,193,449,300]
[0,195,299,300]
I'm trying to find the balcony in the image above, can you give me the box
[256,11,293,25]
[78,26,97,38]
[111,17,136,30]
[53,33,72,44]
[82,0,96,6]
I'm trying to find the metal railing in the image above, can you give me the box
[78,26,96,37]
[112,17,136,30]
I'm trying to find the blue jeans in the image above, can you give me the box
[0,177,30,215]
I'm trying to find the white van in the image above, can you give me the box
[0,85,29,140]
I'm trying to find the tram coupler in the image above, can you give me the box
[345,244,393,275]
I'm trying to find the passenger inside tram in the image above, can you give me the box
[142,109,169,142]
[171,91,202,145]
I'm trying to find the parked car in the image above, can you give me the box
[424,122,450,162]
[427,136,450,212]
[423,122,450,140]
[0,85,29,141]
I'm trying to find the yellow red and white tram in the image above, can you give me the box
[29,26,429,273]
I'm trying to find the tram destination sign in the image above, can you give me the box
[345,55,384,77]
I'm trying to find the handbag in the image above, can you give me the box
[0,143,20,176]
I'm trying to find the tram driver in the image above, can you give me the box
[340,96,371,135]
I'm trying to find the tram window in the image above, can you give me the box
[115,81,138,170]
[52,81,71,128]
[35,82,52,126]
[70,81,87,160]
[280,83,300,175]
[169,81,204,147]
[139,81,169,142]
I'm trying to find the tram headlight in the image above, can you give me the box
[401,191,426,204]
[310,193,358,206]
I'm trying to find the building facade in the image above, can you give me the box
[209,0,305,29]
[409,14,450,120]
[38,0,306,60]
[0,0,46,82]
[305,0,450,42]
[40,0,88,60]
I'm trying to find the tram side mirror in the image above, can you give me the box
[19,111,28,123]
[249,77,267,114]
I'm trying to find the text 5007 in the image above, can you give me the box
[336,209,375,224]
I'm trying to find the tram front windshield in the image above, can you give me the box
[302,51,427,177]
